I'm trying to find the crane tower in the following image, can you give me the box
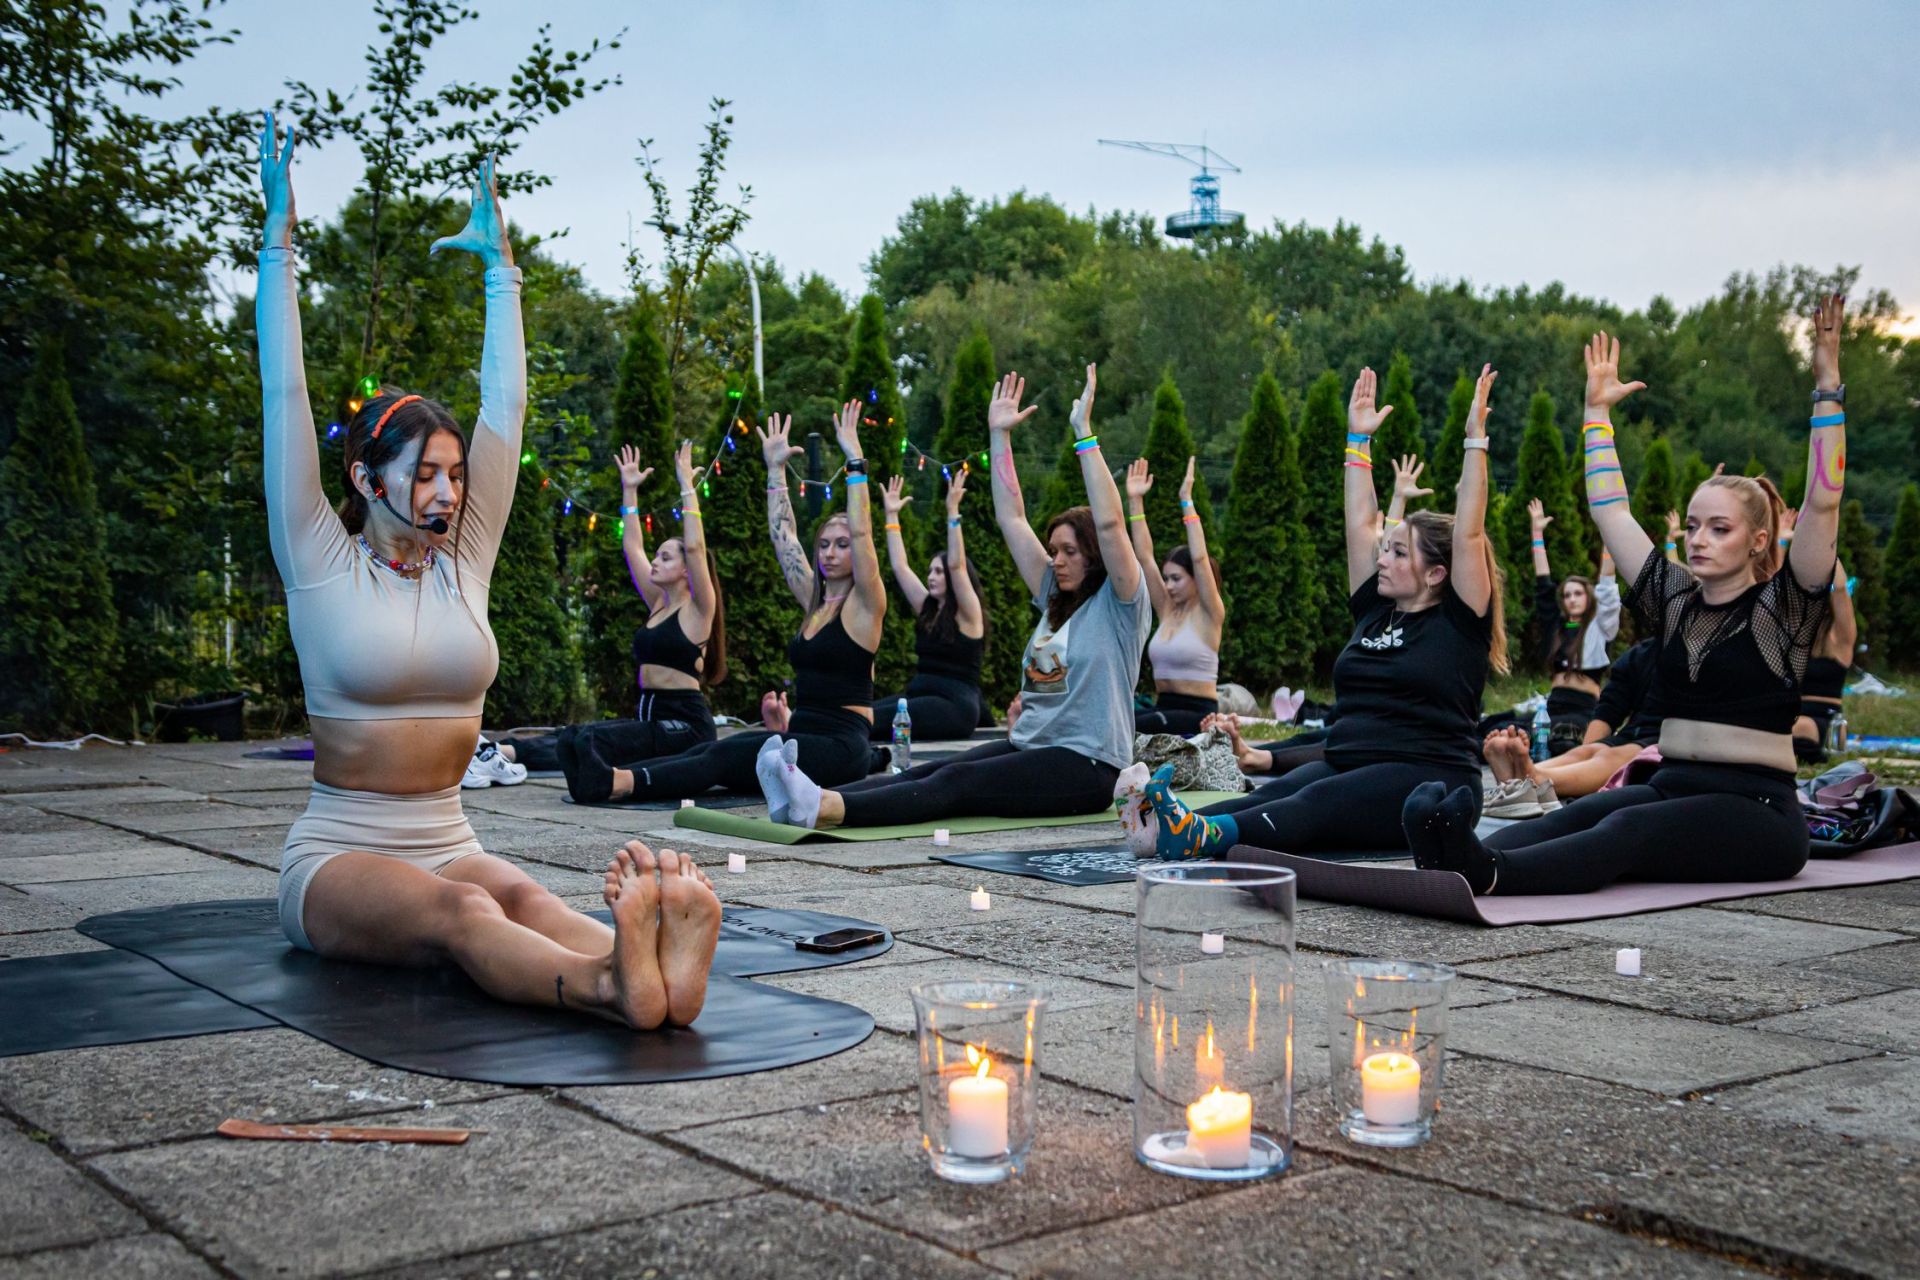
[1097,139,1244,238]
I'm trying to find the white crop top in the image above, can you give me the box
[257,247,525,720]
[1147,616,1219,685]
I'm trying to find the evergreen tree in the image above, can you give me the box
[1501,389,1583,664]
[486,457,576,727]
[937,327,1024,711]
[840,294,916,691]
[1372,351,1425,504]
[1882,483,1920,668]
[1039,435,1082,528]
[1632,434,1679,544]
[1140,372,1215,549]
[0,337,123,733]
[697,377,793,718]
[1429,371,1471,513]
[1296,370,1349,666]
[1836,497,1885,662]
[1678,453,1713,505]
[1221,372,1316,689]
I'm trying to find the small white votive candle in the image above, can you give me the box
[1615,947,1642,977]
[948,1053,1009,1157]
[726,853,747,875]
[969,886,991,911]
[1186,1087,1252,1169]
[679,798,695,809]
[1360,1052,1422,1126]
[1200,932,1225,955]
[932,828,951,846]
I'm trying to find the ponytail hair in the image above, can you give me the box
[1699,473,1787,580]
[1406,509,1510,675]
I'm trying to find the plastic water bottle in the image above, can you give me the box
[891,698,913,773]
[1827,710,1849,756]
[1530,702,1552,763]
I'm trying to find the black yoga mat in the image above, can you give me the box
[561,791,763,812]
[0,950,274,1058]
[62,899,888,1086]
[934,845,1143,886]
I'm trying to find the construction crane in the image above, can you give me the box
[1097,139,1244,238]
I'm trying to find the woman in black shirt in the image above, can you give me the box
[1145,364,1508,859]
[1406,314,1846,893]
[868,469,988,740]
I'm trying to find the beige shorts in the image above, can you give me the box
[278,781,484,951]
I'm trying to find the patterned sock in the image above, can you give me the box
[1145,764,1237,860]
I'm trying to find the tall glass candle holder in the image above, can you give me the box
[1133,863,1295,1181]
[1325,959,1455,1148]
[910,980,1049,1184]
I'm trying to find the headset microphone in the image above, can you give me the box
[375,487,449,536]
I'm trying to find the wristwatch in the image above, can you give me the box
[1811,385,1846,405]
[844,457,867,476]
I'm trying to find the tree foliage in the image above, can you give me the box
[1221,372,1315,689]
[938,328,1024,710]
[1884,484,1920,669]
[1140,373,1215,549]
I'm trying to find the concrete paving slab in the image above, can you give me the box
[740,881,1070,936]
[0,930,107,959]
[0,829,159,859]
[0,807,112,837]
[1750,986,1920,1052]
[0,1028,507,1156]
[1713,1053,1920,1147]
[0,885,93,934]
[1548,906,1905,963]
[1707,886,1920,936]
[1459,942,1896,1023]
[983,1164,1763,1279]
[1449,994,1873,1094]
[19,787,212,813]
[97,801,306,835]
[762,955,1126,1035]
[0,1122,144,1259]
[902,908,1140,984]
[14,868,280,930]
[0,1233,219,1279]
[90,1093,755,1280]
[0,846,239,886]
[154,824,287,867]
[1295,903,1576,964]
[203,787,317,809]
[1802,939,1920,987]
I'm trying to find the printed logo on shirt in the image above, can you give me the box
[1359,623,1404,651]
[1021,618,1071,696]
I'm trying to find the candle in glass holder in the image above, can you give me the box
[970,886,991,911]
[948,1046,1009,1157]
[1186,1087,1252,1168]
[1360,1052,1421,1125]
[1194,1020,1223,1095]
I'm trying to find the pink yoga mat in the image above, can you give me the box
[1229,841,1920,926]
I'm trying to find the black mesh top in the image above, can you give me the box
[1626,547,1831,736]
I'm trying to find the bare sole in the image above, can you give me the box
[656,849,721,1027]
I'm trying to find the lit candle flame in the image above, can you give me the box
[965,1042,992,1077]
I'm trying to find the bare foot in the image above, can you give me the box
[759,691,791,732]
[1502,727,1544,784]
[655,848,721,1027]
[1483,730,1522,784]
[604,842,668,1030]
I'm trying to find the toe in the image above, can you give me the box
[657,848,680,877]
[629,841,656,875]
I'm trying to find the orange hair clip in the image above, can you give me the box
[369,394,422,440]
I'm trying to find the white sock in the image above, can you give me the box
[755,736,789,824]
[782,751,823,829]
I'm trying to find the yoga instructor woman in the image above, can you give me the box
[258,116,718,1030]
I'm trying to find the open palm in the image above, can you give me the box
[430,154,512,268]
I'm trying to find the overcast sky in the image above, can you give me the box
[171,0,1920,323]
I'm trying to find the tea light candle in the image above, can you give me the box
[1186,1087,1252,1168]
[970,886,991,911]
[948,1052,1009,1157]
[1615,948,1641,977]
[1200,931,1224,955]
[680,798,695,809]
[726,853,746,875]
[1360,1052,1422,1126]
[932,828,951,846]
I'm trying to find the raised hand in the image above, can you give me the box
[430,154,514,269]
[1780,506,1798,545]
[756,413,803,473]
[1466,363,1498,437]
[1178,456,1197,504]
[1125,458,1154,501]
[1811,293,1845,389]
[1528,497,1552,536]
[987,372,1038,433]
[615,444,653,490]
[1583,333,1645,412]
[882,474,912,517]
[674,440,695,490]
[1666,509,1683,540]
[1347,367,1394,437]
[832,400,863,460]
[1392,456,1432,502]
[259,111,298,248]
[946,466,968,514]
[1068,364,1098,438]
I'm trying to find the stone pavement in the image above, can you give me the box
[1,739,1915,1278]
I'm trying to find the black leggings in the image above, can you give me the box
[1252,727,1328,778]
[835,740,1119,827]
[504,691,714,772]
[1483,761,1808,894]
[869,673,984,742]
[1135,691,1218,736]
[1201,759,1481,854]
[1546,686,1599,757]
[627,706,872,801]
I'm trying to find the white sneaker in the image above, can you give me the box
[463,740,527,789]
[1481,777,1543,820]
[1533,778,1562,813]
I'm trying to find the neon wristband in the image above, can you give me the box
[1344,460,1373,470]
[1127,512,1146,523]
[883,523,901,532]
[1665,542,1677,551]
[681,510,701,520]
[844,473,868,486]
[620,505,639,516]
[1589,496,1627,507]
[1583,420,1613,429]
[1344,447,1372,462]
[1183,514,1201,525]
[1346,432,1371,445]
[1384,517,1401,527]
[1462,437,1489,452]
[1073,435,1100,455]
[766,483,787,493]
[1180,498,1194,509]
[1531,540,1544,547]
[949,517,962,528]
[1810,413,1845,428]
[1586,465,1622,477]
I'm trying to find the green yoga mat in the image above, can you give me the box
[671,792,1244,845]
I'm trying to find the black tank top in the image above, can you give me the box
[1803,655,1847,700]
[787,610,875,707]
[916,623,984,686]
[633,607,705,680]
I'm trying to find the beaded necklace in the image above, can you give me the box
[357,533,436,577]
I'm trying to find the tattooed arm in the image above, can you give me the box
[756,413,815,608]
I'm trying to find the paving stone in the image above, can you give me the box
[0,1122,143,1258]
[0,829,159,859]
[155,824,287,867]
[367,1190,993,1280]
[674,1080,1291,1253]
[0,930,107,959]
[1713,1053,1920,1147]
[983,1164,1762,1279]
[565,1030,919,1132]
[0,808,114,838]
[0,846,238,886]
[1449,994,1872,1094]
[0,1233,219,1279]
[903,861,1141,917]
[204,787,317,809]
[1802,939,1920,987]
[1459,942,1896,1023]
[0,885,89,934]
[14,869,280,929]
[0,1028,506,1156]
[96,801,306,835]
[1708,886,1920,936]
[21,787,211,813]
[904,908,1140,984]
[1750,987,1920,1052]
[1549,906,1905,963]
[762,954,1127,1035]
[1295,903,1575,964]
[739,881,1067,936]
[90,1093,754,1279]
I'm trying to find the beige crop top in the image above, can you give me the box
[257,247,525,719]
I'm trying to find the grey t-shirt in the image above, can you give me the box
[1009,566,1151,770]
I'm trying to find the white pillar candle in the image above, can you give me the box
[1200,931,1224,955]
[1186,1087,1252,1168]
[932,828,951,846]
[947,1055,1009,1157]
[679,798,695,809]
[1359,1052,1422,1126]
[970,886,991,911]
[726,853,747,875]
[1615,948,1641,977]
